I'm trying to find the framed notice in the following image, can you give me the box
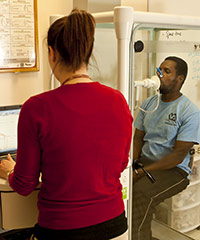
[0,0,39,72]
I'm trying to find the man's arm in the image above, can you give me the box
[134,141,194,181]
[133,128,145,161]
[145,140,194,172]
[133,128,146,181]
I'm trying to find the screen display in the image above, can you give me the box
[0,108,20,153]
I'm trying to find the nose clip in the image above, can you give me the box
[156,67,163,78]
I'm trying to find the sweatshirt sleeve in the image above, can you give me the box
[119,93,133,172]
[9,97,44,196]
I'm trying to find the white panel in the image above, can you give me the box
[88,25,118,89]
[150,0,200,16]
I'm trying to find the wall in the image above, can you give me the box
[122,0,147,11]
[0,0,73,106]
[0,0,147,107]
[2,0,200,107]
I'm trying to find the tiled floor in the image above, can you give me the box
[152,219,200,240]
[112,220,198,240]
[152,220,194,240]
[185,229,200,240]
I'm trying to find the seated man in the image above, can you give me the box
[132,56,200,240]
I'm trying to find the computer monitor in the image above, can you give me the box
[0,105,21,156]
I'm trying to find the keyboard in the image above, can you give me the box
[0,153,17,161]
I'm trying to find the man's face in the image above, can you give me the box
[159,60,180,94]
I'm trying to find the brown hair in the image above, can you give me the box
[47,9,96,72]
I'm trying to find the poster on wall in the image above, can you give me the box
[0,0,39,72]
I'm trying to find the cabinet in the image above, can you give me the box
[0,178,40,230]
[155,146,200,233]
[0,190,39,229]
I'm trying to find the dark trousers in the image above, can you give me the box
[132,158,189,240]
[33,211,127,240]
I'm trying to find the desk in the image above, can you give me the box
[0,178,39,230]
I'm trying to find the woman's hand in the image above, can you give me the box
[0,154,16,180]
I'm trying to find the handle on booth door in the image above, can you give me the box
[134,161,156,184]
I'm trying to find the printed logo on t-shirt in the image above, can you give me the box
[165,113,177,126]
[169,113,177,122]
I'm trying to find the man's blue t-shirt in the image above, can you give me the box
[134,94,200,175]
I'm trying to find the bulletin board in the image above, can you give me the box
[0,0,39,73]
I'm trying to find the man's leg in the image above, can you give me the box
[132,165,189,240]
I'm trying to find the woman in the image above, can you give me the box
[0,9,133,240]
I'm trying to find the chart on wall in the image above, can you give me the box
[0,0,39,72]
[155,29,200,108]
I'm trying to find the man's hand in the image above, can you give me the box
[133,168,144,184]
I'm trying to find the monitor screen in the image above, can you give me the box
[0,106,21,154]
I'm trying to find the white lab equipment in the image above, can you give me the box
[134,75,160,90]
[134,75,160,112]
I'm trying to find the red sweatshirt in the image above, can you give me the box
[9,82,133,230]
